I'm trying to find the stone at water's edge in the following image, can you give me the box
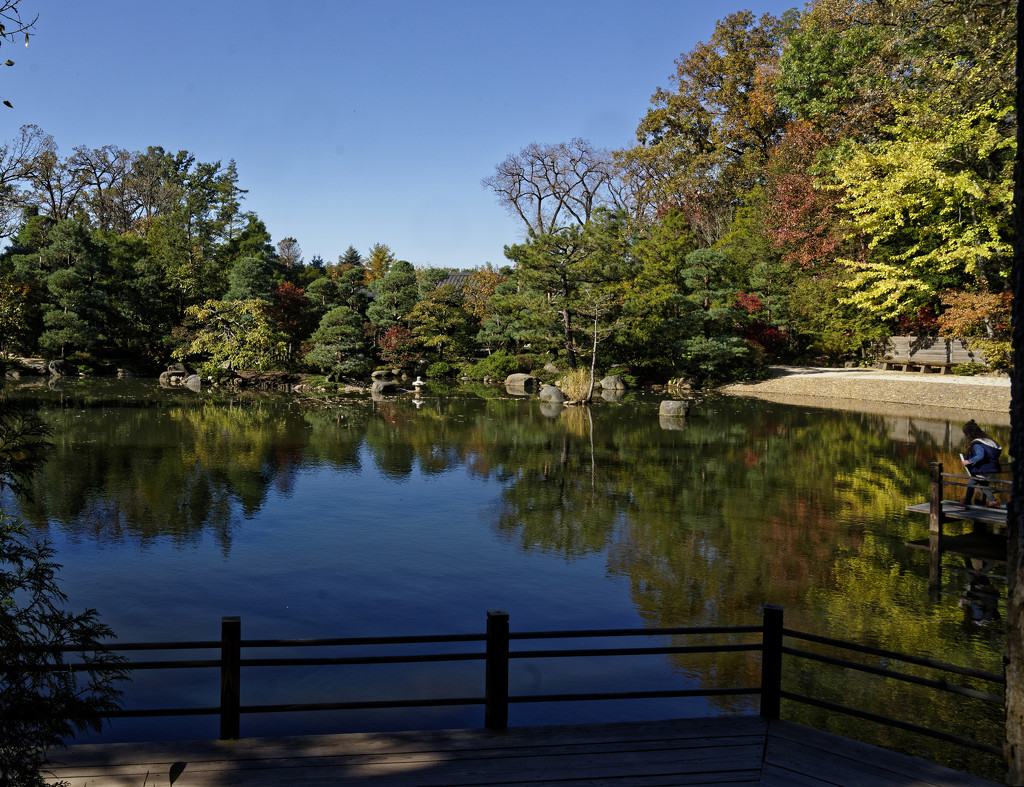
[505,373,541,392]
[659,400,690,418]
[539,384,565,403]
[48,359,74,377]
[600,375,627,391]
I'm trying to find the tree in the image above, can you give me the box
[70,144,132,232]
[771,0,1014,327]
[268,281,312,361]
[224,255,274,301]
[675,248,751,384]
[759,123,844,276]
[100,230,173,364]
[475,265,540,356]
[305,275,342,314]
[833,98,1013,319]
[409,282,477,360]
[376,325,420,369]
[35,219,107,359]
[622,10,795,245]
[335,245,362,275]
[462,263,504,322]
[416,266,450,300]
[617,210,697,378]
[0,403,125,787]
[364,243,396,285]
[503,225,600,369]
[305,305,371,379]
[0,125,47,238]
[173,299,286,372]
[276,237,302,270]
[27,139,87,221]
[365,259,416,343]
[0,275,28,354]
[483,138,617,235]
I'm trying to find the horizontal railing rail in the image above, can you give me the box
[10,605,1004,758]
[779,626,1005,756]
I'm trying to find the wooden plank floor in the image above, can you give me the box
[44,717,1000,787]
[905,500,1007,527]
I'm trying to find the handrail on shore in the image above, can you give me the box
[11,604,1005,758]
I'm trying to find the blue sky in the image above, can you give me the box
[7,0,800,270]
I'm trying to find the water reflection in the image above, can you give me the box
[0,381,1008,775]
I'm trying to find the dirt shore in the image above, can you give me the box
[717,366,1011,425]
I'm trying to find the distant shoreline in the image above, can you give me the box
[717,366,1010,425]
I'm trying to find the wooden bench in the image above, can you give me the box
[879,335,987,374]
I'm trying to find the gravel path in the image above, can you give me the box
[717,366,1010,422]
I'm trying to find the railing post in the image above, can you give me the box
[929,461,944,536]
[760,604,783,721]
[220,616,241,740]
[485,609,509,731]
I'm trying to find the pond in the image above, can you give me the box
[0,378,1009,779]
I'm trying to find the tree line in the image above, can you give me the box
[0,0,1013,386]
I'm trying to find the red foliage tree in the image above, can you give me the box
[760,122,845,272]
[377,326,421,368]
[269,282,311,359]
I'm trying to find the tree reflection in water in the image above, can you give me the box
[1,381,1007,778]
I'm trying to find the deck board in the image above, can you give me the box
[44,717,1000,786]
[905,500,1007,527]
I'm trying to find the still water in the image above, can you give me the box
[1,379,1009,776]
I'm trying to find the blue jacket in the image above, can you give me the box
[966,438,1001,475]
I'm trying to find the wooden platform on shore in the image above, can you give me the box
[45,717,998,786]
[906,500,1008,527]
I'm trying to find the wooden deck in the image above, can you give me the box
[906,500,1008,527]
[45,717,999,786]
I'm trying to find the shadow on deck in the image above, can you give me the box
[46,716,999,786]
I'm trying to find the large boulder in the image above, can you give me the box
[183,374,203,392]
[48,359,74,377]
[659,400,691,418]
[505,373,541,393]
[371,369,398,380]
[371,379,399,394]
[15,358,48,375]
[539,384,566,403]
[159,370,186,387]
[600,375,627,391]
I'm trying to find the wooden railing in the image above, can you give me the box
[927,460,1012,534]
[25,605,1005,756]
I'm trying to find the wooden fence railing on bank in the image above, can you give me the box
[21,605,1005,757]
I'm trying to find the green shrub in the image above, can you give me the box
[464,351,527,380]
[951,362,988,376]
[426,360,457,378]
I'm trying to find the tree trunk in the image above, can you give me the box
[561,307,577,370]
[586,309,598,404]
[1006,9,1024,783]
